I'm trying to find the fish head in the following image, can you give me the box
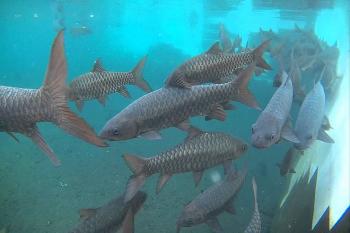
[177,204,204,229]
[251,116,280,148]
[129,191,147,214]
[99,114,139,141]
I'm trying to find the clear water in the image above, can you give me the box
[0,0,349,233]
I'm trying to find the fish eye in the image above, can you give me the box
[241,144,248,152]
[270,135,275,140]
[112,129,120,136]
[251,127,255,134]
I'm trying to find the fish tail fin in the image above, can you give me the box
[253,40,272,70]
[252,176,259,210]
[41,30,106,147]
[123,154,147,202]
[232,63,260,109]
[131,56,152,92]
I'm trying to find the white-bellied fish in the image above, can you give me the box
[176,166,247,233]
[0,30,106,166]
[99,64,258,141]
[123,131,248,202]
[68,56,151,111]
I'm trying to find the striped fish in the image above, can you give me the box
[176,166,247,233]
[67,56,151,111]
[165,40,270,88]
[244,177,262,233]
[122,131,248,202]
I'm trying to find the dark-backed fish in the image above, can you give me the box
[176,166,247,233]
[277,147,297,176]
[0,30,106,166]
[294,82,334,150]
[99,64,258,141]
[244,177,262,233]
[68,56,151,111]
[123,131,247,202]
[252,72,299,148]
[68,191,147,233]
[165,41,271,88]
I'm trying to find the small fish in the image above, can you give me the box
[252,72,299,149]
[165,41,271,88]
[243,177,262,233]
[176,166,247,233]
[123,131,248,202]
[99,64,258,141]
[219,23,233,53]
[294,82,334,150]
[0,30,106,166]
[68,56,151,111]
[277,147,297,176]
[68,191,147,233]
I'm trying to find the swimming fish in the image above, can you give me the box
[243,177,262,233]
[294,82,334,150]
[123,131,248,202]
[176,166,247,233]
[99,64,258,141]
[67,56,151,111]
[251,72,299,149]
[165,40,271,88]
[277,147,297,176]
[0,30,106,166]
[68,191,147,233]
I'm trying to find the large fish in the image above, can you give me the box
[67,56,151,111]
[68,191,147,233]
[165,41,271,88]
[243,177,262,233]
[0,30,106,166]
[99,64,258,141]
[277,147,297,176]
[251,72,299,148]
[176,166,247,233]
[123,131,248,202]
[294,82,334,150]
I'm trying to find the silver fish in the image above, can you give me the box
[251,72,299,148]
[177,166,247,233]
[294,82,334,150]
[0,30,106,166]
[99,64,258,141]
[165,41,271,88]
[68,56,151,111]
[123,131,248,202]
[243,177,262,233]
[277,147,297,176]
[68,191,147,233]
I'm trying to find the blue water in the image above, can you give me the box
[1,1,349,233]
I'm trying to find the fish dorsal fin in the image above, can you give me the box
[206,42,222,55]
[121,208,134,233]
[79,208,97,220]
[92,59,105,72]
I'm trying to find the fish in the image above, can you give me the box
[0,30,106,166]
[288,48,306,104]
[219,23,233,53]
[67,56,151,111]
[122,131,248,202]
[176,166,247,233]
[251,72,299,149]
[99,63,258,141]
[277,147,297,176]
[294,82,334,150]
[164,40,271,88]
[243,177,262,233]
[68,191,147,233]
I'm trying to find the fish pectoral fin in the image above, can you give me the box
[206,42,222,55]
[97,95,107,106]
[317,129,334,143]
[206,217,223,233]
[26,127,61,166]
[75,99,84,112]
[118,86,131,98]
[92,59,105,72]
[223,160,233,175]
[281,123,300,144]
[79,208,97,220]
[156,174,172,194]
[139,131,162,140]
[224,202,236,215]
[6,132,20,142]
[205,104,226,121]
[192,171,204,186]
[221,101,235,110]
[166,72,192,89]
[121,208,134,233]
